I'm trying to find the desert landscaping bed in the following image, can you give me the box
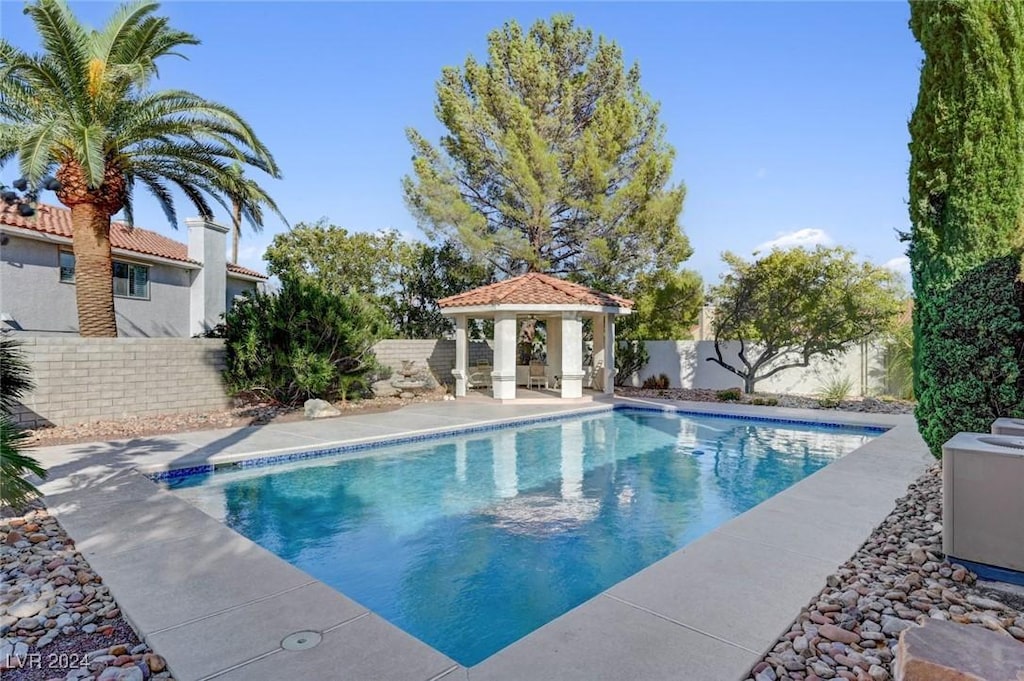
[617,387,915,415]
[1,508,171,681]
[24,390,446,447]
[742,464,1024,681]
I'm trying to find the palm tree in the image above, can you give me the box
[0,0,282,336]
[225,162,287,265]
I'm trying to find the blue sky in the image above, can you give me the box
[1,1,921,284]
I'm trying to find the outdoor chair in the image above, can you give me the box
[528,361,549,389]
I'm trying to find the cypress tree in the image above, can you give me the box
[908,0,1024,454]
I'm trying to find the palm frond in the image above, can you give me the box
[22,0,88,102]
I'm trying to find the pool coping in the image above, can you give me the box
[34,398,932,681]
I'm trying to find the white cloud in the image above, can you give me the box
[883,255,911,278]
[753,228,833,253]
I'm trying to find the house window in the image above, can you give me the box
[58,250,150,299]
[59,250,75,282]
[113,261,149,299]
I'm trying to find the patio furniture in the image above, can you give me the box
[528,361,548,389]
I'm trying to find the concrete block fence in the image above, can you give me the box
[9,335,888,429]
[10,336,231,428]
[371,339,494,386]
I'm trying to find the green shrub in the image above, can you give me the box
[818,375,855,406]
[716,387,742,401]
[0,333,45,509]
[750,397,779,406]
[916,255,1024,455]
[615,340,649,386]
[220,278,390,405]
[642,374,670,390]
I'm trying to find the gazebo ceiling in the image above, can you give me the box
[438,272,633,312]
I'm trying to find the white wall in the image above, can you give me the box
[628,340,886,396]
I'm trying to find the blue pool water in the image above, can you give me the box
[167,409,877,666]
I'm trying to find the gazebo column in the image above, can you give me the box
[546,315,562,386]
[592,313,616,394]
[603,313,616,394]
[593,313,606,390]
[452,314,469,397]
[560,312,584,399]
[492,312,518,400]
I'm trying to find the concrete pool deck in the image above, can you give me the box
[32,398,934,681]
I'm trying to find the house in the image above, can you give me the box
[0,203,267,337]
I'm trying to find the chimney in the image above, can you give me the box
[187,217,229,335]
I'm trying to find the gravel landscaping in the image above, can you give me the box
[617,387,915,415]
[1,508,172,681]
[24,391,446,447]
[742,463,1024,681]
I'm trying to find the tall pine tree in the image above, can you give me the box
[402,15,694,294]
[908,0,1024,453]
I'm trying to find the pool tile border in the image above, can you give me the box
[149,403,888,483]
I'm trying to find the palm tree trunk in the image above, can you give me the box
[231,199,242,264]
[70,203,118,337]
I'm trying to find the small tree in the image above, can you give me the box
[707,247,903,394]
[389,241,492,339]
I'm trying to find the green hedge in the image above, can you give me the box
[916,255,1024,455]
[219,278,390,405]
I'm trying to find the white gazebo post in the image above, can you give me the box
[452,314,469,397]
[560,311,584,398]
[546,315,562,387]
[603,313,616,394]
[492,312,518,400]
[592,313,606,390]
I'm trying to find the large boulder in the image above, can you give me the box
[371,380,399,398]
[303,399,340,419]
[895,619,1024,680]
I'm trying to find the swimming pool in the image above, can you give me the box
[166,408,878,666]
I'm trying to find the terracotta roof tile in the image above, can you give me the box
[438,272,632,309]
[1,203,267,279]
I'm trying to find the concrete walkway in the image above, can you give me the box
[33,398,934,681]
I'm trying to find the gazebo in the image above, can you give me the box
[438,273,633,401]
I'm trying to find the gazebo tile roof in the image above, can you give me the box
[437,272,632,309]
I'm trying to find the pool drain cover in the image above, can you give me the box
[282,630,322,651]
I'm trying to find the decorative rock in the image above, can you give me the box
[371,380,399,398]
[15,616,40,629]
[867,664,888,681]
[303,398,340,419]
[143,654,166,673]
[895,619,1024,681]
[965,594,1009,612]
[400,391,415,399]
[880,615,915,636]
[820,623,860,645]
[9,595,49,619]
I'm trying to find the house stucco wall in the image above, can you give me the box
[10,336,230,428]
[225,276,259,308]
[1,234,191,337]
